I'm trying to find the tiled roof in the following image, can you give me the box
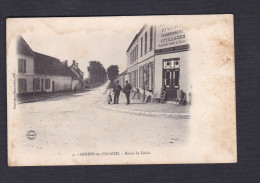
[17,35,35,56]
[34,52,77,78]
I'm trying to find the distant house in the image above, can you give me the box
[69,60,85,90]
[16,36,76,95]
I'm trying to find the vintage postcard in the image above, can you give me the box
[7,15,236,166]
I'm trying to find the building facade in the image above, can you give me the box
[122,24,191,103]
[16,36,82,96]
[69,60,85,90]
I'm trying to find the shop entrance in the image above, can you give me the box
[163,58,180,100]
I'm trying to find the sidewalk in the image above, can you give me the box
[101,92,190,119]
[18,90,88,104]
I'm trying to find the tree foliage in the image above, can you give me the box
[106,65,119,83]
[87,61,107,84]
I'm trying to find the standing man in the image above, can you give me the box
[113,80,122,104]
[123,80,132,105]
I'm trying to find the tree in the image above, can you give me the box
[87,61,107,84]
[106,65,119,83]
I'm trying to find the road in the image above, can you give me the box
[14,82,189,164]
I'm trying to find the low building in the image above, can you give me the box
[124,24,192,103]
[69,60,85,90]
[16,36,76,96]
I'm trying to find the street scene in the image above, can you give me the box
[18,81,189,156]
[13,23,191,154]
[7,15,237,165]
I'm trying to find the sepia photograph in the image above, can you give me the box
[6,15,236,166]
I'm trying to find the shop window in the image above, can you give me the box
[33,78,40,90]
[18,78,27,93]
[18,58,26,74]
[45,78,50,89]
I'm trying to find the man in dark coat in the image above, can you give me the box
[113,81,122,104]
[123,80,132,104]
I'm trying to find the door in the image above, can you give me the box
[52,81,55,92]
[163,69,179,99]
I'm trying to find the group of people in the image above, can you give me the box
[107,80,132,105]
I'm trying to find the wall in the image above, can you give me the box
[72,79,80,90]
[49,75,72,92]
[127,25,155,71]
[18,74,72,93]
[17,53,35,76]
[16,53,34,93]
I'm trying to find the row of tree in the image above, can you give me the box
[86,61,119,87]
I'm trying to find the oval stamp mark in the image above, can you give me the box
[26,130,37,140]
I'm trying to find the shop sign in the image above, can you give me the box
[155,25,187,50]
[155,44,190,55]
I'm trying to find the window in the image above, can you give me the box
[18,78,27,93]
[131,50,133,63]
[141,37,143,57]
[18,58,26,74]
[33,78,40,90]
[136,45,138,60]
[134,46,137,61]
[144,32,147,54]
[133,49,135,61]
[149,26,153,51]
[134,45,138,62]
[45,78,50,89]
[130,45,139,64]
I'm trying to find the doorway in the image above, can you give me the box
[163,68,180,99]
[162,58,180,100]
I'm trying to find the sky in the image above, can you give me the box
[7,17,146,77]
[7,15,231,78]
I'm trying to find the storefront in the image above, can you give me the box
[125,24,191,104]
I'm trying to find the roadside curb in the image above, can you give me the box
[101,100,190,119]
[18,92,74,104]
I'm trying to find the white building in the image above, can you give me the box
[16,36,78,96]
[122,24,192,103]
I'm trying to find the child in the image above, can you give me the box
[107,91,112,104]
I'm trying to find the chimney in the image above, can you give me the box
[65,60,68,67]
[73,60,76,65]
